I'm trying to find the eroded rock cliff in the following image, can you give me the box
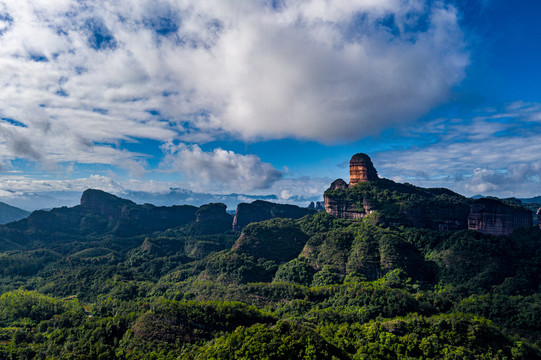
[324,196,375,220]
[467,198,532,236]
[190,203,232,235]
[349,153,378,186]
[80,189,136,218]
[324,154,534,235]
[80,189,198,235]
[232,200,314,231]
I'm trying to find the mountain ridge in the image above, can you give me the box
[0,201,30,224]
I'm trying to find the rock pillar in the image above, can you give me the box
[349,153,378,186]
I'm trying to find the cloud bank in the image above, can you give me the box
[0,0,468,168]
[375,102,541,197]
[161,143,283,192]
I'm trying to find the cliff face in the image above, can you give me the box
[232,200,314,231]
[324,197,375,220]
[80,189,136,218]
[329,179,348,190]
[324,173,472,232]
[324,154,534,236]
[349,153,378,186]
[399,204,470,232]
[467,198,532,236]
[190,203,232,235]
[80,189,198,235]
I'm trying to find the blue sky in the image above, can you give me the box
[0,0,540,209]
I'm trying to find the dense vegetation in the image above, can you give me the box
[0,190,540,359]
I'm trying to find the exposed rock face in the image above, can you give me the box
[349,153,378,186]
[397,203,470,232]
[80,189,136,218]
[324,154,534,236]
[80,189,198,233]
[324,197,375,220]
[324,155,380,217]
[536,207,540,229]
[232,200,314,231]
[308,201,325,211]
[324,178,375,219]
[329,178,348,190]
[467,198,533,236]
[191,203,233,235]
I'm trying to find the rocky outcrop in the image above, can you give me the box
[80,189,198,235]
[324,197,375,220]
[398,203,470,232]
[189,203,233,235]
[80,189,136,218]
[308,201,325,211]
[329,179,348,190]
[324,154,379,218]
[349,153,378,186]
[467,198,532,236]
[232,200,314,231]
[324,154,534,236]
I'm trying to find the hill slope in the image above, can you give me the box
[0,202,30,224]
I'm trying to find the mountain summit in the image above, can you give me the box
[324,153,532,235]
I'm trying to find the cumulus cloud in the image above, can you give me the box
[374,103,541,197]
[0,0,468,172]
[161,142,283,192]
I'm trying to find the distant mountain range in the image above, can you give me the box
[472,194,541,203]
[0,188,321,212]
[0,202,30,224]
[0,189,539,225]
[520,196,541,203]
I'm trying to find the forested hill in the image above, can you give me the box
[0,189,540,359]
[0,201,29,225]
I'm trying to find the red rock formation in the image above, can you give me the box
[349,153,378,186]
[325,154,534,236]
[467,198,533,236]
[329,178,348,190]
[324,197,375,219]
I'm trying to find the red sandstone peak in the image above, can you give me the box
[349,153,378,186]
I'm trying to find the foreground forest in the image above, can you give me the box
[0,189,540,359]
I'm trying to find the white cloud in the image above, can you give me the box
[0,0,468,172]
[374,103,541,197]
[161,142,283,192]
[0,172,330,210]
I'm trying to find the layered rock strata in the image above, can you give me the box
[349,153,378,186]
[324,153,534,236]
[467,198,533,236]
[324,197,376,220]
